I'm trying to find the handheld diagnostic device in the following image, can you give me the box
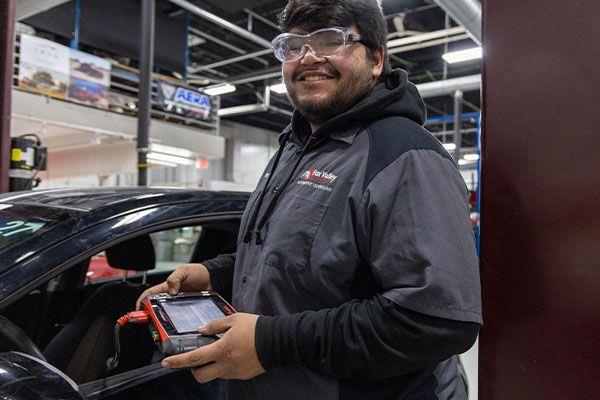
[141,291,235,356]
[106,291,234,371]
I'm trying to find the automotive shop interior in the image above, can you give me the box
[0,1,597,400]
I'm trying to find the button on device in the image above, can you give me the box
[242,276,248,284]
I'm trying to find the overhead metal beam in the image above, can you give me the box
[15,0,70,20]
[167,0,271,48]
[190,48,272,73]
[387,26,466,48]
[388,34,470,55]
[243,8,281,31]
[189,27,269,67]
[432,0,482,46]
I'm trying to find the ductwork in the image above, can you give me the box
[416,74,481,98]
[432,0,482,46]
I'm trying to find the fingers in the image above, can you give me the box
[162,341,222,369]
[198,315,235,336]
[135,281,169,310]
[191,363,222,384]
[166,270,186,295]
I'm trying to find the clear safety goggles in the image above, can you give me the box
[271,27,368,62]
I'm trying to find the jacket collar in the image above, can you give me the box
[278,111,362,148]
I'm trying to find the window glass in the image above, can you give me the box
[85,225,202,284]
[0,204,81,252]
[150,226,202,273]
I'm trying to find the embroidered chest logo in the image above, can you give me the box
[297,168,337,192]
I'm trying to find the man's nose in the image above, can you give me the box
[300,44,326,65]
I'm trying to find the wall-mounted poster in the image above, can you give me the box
[155,81,213,121]
[18,34,112,109]
[18,34,70,99]
[68,49,111,109]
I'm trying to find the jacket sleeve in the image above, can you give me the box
[255,296,479,378]
[254,148,482,378]
[202,253,236,302]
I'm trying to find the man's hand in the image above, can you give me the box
[135,263,212,309]
[161,313,266,383]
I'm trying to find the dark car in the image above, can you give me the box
[0,187,249,399]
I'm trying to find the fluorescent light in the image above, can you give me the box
[458,159,476,166]
[150,143,195,158]
[148,159,178,168]
[442,47,482,64]
[463,153,480,161]
[147,152,193,165]
[269,83,287,94]
[443,143,456,151]
[204,83,236,96]
[217,104,267,117]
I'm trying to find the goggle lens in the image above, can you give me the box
[271,28,358,62]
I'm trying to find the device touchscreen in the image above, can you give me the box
[161,298,226,334]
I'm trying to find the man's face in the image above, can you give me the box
[282,26,383,126]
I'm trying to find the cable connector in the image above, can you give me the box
[116,310,149,326]
[107,310,150,372]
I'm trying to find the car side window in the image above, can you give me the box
[150,226,203,274]
[85,225,203,284]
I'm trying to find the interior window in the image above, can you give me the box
[85,225,203,284]
[151,226,203,273]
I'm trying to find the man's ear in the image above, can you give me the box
[370,45,385,79]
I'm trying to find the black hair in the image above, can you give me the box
[278,0,391,75]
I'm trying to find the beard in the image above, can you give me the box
[285,62,374,126]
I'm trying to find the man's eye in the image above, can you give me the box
[286,39,304,51]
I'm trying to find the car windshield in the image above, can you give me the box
[0,203,81,252]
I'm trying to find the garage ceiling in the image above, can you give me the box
[21,0,481,135]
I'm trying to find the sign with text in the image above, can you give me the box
[155,81,213,121]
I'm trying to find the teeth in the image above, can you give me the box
[304,75,331,82]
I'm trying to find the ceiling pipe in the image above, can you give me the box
[432,0,482,46]
[417,74,481,98]
[167,0,271,48]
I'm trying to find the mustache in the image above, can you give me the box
[293,66,339,81]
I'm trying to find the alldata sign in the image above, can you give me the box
[155,81,212,121]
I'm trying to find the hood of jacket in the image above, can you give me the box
[282,68,427,145]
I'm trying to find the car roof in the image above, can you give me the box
[0,187,250,212]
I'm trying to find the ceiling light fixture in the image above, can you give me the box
[148,159,178,168]
[204,83,236,96]
[463,153,480,161]
[150,143,195,159]
[147,152,193,166]
[269,83,287,94]
[442,143,456,151]
[458,159,477,166]
[442,47,482,64]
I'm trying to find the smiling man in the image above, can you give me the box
[139,1,482,399]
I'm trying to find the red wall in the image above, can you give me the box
[480,1,600,398]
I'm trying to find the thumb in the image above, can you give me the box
[198,315,233,335]
[166,272,185,295]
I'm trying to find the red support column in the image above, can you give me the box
[480,0,600,399]
[0,0,15,193]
